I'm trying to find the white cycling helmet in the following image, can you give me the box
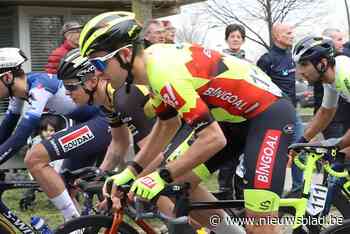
[0,47,28,70]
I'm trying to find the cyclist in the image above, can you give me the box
[57,49,233,232]
[57,48,155,171]
[80,12,296,234]
[292,36,350,151]
[0,47,112,221]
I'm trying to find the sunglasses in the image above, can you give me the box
[63,81,83,92]
[89,44,132,72]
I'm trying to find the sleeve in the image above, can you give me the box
[116,85,156,142]
[321,84,339,108]
[0,115,40,164]
[256,53,272,75]
[0,98,24,144]
[66,105,101,123]
[25,87,54,119]
[0,87,55,164]
[99,106,123,128]
[152,80,214,132]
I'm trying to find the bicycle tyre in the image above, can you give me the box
[320,219,350,234]
[54,215,139,234]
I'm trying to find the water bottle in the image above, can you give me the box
[30,216,53,234]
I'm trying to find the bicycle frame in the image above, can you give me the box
[0,178,39,234]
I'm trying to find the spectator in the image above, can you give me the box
[313,28,350,138]
[143,19,165,48]
[218,23,247,200]
[257,23,304,192]
[45,21,82,74]
[162,20,176,43]
[222,23,246,59]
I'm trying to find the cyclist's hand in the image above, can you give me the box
[130,171,166,201]
[103,167,136,196]
[102,167,136,210]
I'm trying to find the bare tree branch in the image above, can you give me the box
[207,0,326,49]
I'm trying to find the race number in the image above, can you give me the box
[306,184,328,216]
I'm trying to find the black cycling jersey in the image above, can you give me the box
[101,83,156,145]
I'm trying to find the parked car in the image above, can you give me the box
[296,79,314,108]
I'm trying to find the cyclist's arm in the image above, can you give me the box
[134,115,181,169]
[99,125,131,171]
[0,98,23,144]
[0,88,52,164]
[66,105,101,122]
[167,121,226,178]
[304,84,338,141]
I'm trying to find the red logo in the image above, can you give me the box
[140,176,156,189]
[58,126,95,152]
[160,84,185,109]
[254,130,281,189]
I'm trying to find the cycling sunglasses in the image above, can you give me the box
[63,81,83,92]
[89,44,132,72]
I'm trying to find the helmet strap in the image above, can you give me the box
[0,73,15,98]
[311,59,328,78]
[115,45,137,94]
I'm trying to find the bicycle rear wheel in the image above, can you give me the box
[54,215,139,234]
[320,219,350,234]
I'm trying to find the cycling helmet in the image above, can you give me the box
[293,36,335,64]
[79,11,142,57]
[58,49,97,105]
[0,47,27,71]
[57,48,95,82]
[0,48,27,97]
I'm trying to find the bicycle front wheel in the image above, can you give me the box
[54,215,139,234]
[320,219,350,234]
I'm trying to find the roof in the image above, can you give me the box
[0,0,204,9]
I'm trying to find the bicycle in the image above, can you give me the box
[320,218,350,233]
[0,168,40,234]
[0,166,113,234]
[54,142,350,234]
[280,143,350,233]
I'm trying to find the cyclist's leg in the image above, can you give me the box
[25,115,111,220]
[243,98,295,234]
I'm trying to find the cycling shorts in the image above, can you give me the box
[42,115,111,170]
[204,98,296,196]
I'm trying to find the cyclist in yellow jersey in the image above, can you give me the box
[80,12,297,234]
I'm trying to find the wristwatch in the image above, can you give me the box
[158,167,173,183]
[126,161,143,174]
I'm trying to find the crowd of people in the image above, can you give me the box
[0,11,350,234]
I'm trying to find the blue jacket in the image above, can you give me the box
[257,45,296,105]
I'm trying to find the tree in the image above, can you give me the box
[207,0,327,50]
[175,4,216,44]
[345,0,350,38]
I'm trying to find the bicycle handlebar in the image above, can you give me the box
[290,143,349,178]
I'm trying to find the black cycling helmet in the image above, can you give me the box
[57,49,97,105]
[293,36,335,64]
[57,48,95,82]
[79,11,142,57]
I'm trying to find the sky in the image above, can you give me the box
[163,0,350,62]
